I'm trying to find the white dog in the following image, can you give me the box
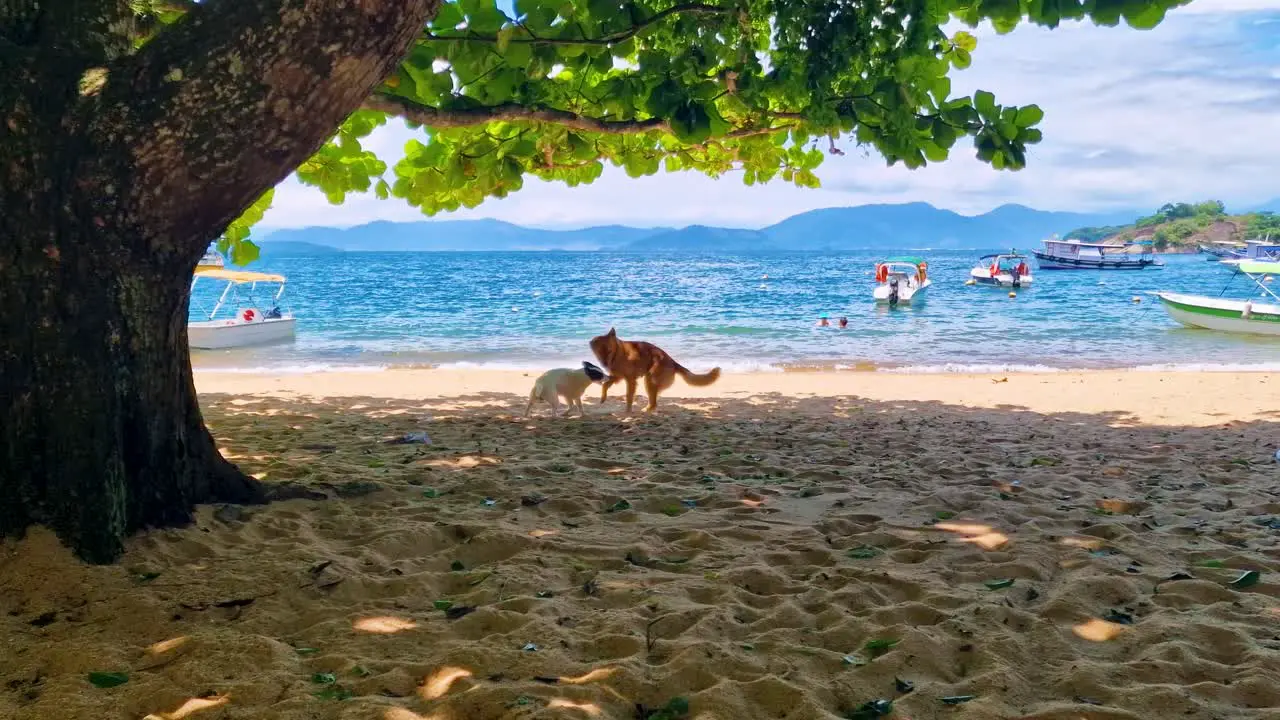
[525,362,608,417]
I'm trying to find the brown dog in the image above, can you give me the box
[588,328,720,412]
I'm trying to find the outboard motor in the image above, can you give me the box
[888,278,900,307]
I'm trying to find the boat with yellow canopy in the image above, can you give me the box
[189,267,295,349]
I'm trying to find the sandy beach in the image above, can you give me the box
[3,369,1280,720]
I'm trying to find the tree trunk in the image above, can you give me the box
[1,0,437,563]
[0,222,264,564]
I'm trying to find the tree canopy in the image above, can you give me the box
[190,0,1189,263]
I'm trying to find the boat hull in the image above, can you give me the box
[1033,252,1158,270]
[190,317,297,349]
[969,269,1033,287]
[1157,292,1280,336]
[873,280,930,304]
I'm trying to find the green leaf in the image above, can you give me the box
[952,30,978,52]
[934,510,957,520]
[312,672,337,685]
[951,47,972,69]
[605,499,631,513]
[1196,560,1225,569]
[87,672,129,689]
[496,26,514,53]
[984,578,1015,590]
[847,546,882,559]
[863,638,900,657]
[1015,104,1044,128]
[1229,570,1261,589]
[434,599,454,610]
[432,2,463,28]
[974,90,997,118]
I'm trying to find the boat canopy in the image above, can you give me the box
[883,256,925,266]
[194,268,287,283]
[978,253,1026,261]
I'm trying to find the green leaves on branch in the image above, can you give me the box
[214,0,1183,232]
[216,189,273,267]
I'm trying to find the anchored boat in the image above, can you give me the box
[873,257,930,305]
[189,268,296,349]
[1032,238,1161,270]
[1157,261,1280,337]
[970,252,1033,287]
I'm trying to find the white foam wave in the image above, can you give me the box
[879,363,1065,374]
[194,363,388,375]
[1127,362,1280,373]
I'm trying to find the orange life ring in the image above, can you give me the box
[875,264,888,283]
[241,308,256,322]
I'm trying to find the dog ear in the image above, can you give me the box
[607,327,616,337]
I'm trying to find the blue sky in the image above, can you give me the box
[260,1,1280,230]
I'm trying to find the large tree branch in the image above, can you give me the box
[83,0,440,264]
[366,92,668,133]
[366,92,799,142]
[425,2,734,46]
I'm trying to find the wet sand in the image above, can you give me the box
[2,369,1279,720]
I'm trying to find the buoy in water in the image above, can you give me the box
[1265,276,1274,283]
[1131,296,1141,303]
[761,274,769,280]
[965,279,976,286]
[511,306,520,312]
[1008,291,1016,298]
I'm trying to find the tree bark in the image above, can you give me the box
[0,0,437,563]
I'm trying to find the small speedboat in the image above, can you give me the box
[873,257,930,305]
[970,252,1033,287]
[188,268,296,349]
[1157,261,1280,336]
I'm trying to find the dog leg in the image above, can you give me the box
[550,394,561,417]
[624,377,637,413]
[643,374,660,413]
[600,378,614,404]
[525,393,536,418]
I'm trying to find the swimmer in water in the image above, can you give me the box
[838,317,848,329]
[816,315,830,327]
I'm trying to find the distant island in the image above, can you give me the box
[252,199,1280,256]
[1064,200,1280,252]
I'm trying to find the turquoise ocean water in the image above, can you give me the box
[189,250,1280,373]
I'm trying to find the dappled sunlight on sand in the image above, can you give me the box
[547,698,603,716]
[353,616,418,634]
[384,708,446,720]
[1073,619,1128,642]
[142,695,229,720]
[420,667,473,700]
[936,521,1011,550]
[560,667,617,685]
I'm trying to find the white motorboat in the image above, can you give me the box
[1157,261,1280,337]
[873,257,931,305]
[189,269,296,349]
[970,251,1034,287]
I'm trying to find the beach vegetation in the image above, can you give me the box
[0,0,1184,562]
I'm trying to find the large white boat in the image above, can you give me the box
[873,257,930,305]
[1033,238,1161,270]
[1157,261,1280,337]
[970,251,1033,287]
[189,269,296,349]
[1219,239,1280,272]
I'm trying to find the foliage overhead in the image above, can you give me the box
[161,0,1187,257]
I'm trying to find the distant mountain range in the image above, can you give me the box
[254,202,1178,255]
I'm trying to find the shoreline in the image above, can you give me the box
[196,367,1280,426]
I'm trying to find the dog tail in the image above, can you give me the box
[676,364,721,386]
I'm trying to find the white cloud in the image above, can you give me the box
[260,6,1280,230]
